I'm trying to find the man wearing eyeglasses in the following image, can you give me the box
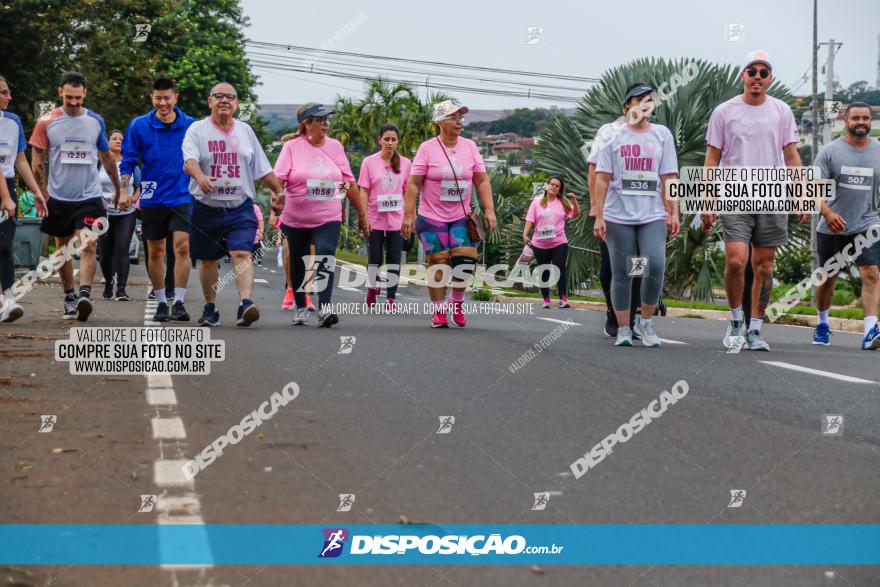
[121,78,196,322]
[182,82,282,328]
[702,50,805,352]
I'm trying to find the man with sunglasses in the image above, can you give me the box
[703,50,805,351]
[182,82,282,327]
[121,78,196,321]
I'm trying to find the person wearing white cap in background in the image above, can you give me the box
[402,100,497,329]
[702,50,807,352]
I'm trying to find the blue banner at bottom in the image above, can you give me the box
[1,525,877,565]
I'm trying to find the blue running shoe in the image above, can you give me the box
[812,322,831,346]
[198,303,220,327]
[861,324,880,351]
[236,299,260,327]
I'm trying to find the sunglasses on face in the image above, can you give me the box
[211,93,238,101]
[308,116,331,124]
[746,68,770,79]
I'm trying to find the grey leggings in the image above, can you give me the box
[604,219,666,312]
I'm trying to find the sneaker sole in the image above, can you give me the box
[198,319,220,327]
[2,307,24,323]
[432,323,449,328]
[318,314,339,328]
[236,305,260,327]
[76,299,93,322]
[865,337,880,350]
[171,312,191,322]
[811,340,830,346]
[614,340,633,347]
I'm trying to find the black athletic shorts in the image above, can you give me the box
[817,229,880,268]
[40,197,106,238]
[139,204,191,241]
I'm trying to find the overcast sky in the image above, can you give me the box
[242,0,877,109]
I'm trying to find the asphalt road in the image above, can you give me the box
[1,258,878,586]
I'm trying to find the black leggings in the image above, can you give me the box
[98,213,136,289]
[141,233,175,292]
[599,240,640,325]
[0,180,16,292]
[532,243,568,299]
[367,229,402,299]
[281,221,341,309]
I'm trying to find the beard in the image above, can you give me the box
[848,125,869,138]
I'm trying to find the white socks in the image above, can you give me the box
[154,288,165,303]
[174,288,186,304]
[730,306,744,322]
[817,309,830,325]
[750,318,763,333]
[866,315,878,336]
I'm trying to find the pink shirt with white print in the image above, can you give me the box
[357,151,411,231]
[275,136,354,229]
[526,196,574,249]
[411,136,486,223]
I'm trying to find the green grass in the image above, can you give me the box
[334,249,368,266]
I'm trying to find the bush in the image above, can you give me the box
[471,286,493,301]
[775,246,812,285]
[831,290,855,306]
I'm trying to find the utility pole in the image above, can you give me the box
[820,38,842,145]
[809,0,819,302]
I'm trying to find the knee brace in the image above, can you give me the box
[450,254,477,277]
[426,251,450,266]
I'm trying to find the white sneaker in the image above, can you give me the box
[633,316,662,348]
[1,299,24,323]
[723,319,745,349]
[292,307,309,325]
[615,326,633,347]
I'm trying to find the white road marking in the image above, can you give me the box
[254,278,268,284]
[154,460,194,488]
[535,317,582,326]
[147,387,177,405]
[760,361,876,384]
[152,417,187,439]
[658,338,688,345]
[148,373,174,388]
[339,286,360,292]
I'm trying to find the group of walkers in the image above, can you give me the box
[0,48,878,351]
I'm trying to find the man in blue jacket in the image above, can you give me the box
[121,78,195,322]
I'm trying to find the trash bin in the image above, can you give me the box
[12,218,43,269]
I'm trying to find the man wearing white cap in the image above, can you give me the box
[702,50,806,351]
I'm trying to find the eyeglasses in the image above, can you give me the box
[308,116,331,124]
[211,93,238,101]
[745,68,770,79]
[445,115,465,122]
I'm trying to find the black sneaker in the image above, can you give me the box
[115,289,130,301]
[603,309,618,338]
[63,298,78,320]
[236,299,260,327]
[198,304,220,327]
[153,302,170,322]
[171,301,190,321]
[76,297,93,322]
[102,281,114,299]
[317,308,339,328]
[147,289,156,300]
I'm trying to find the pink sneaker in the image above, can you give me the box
[365,287,378,307]
[451,301,467,327]
[559,296,571,309]
[385,296,398,311]
[281,287,294,310]
[431,311,449,328]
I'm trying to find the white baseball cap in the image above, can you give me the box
[742,50,773,73]
[432,100,469,122]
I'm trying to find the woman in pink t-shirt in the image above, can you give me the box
[358,124,411,310]
[523,176,580,309]
[273,102,370,328]
[402,100,497,329]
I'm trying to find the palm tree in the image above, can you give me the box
[534,57,803,299]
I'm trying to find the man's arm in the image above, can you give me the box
[184,159,213,194]
[30,146,49,198]
[700,145,723,232]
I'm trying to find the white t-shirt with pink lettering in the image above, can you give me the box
[274,136,354,229]
[182,118,272,209]
[357,152,411,231]
[705,95,799,166]
[411,136,486,223]
[526,196,574,249]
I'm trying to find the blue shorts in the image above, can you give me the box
[189,200,257,260]
[416,215,472,255]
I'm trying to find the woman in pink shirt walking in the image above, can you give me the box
[359,124,411,310]
[522,176,580,308]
